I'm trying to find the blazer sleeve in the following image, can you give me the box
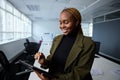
[41,35,61,68]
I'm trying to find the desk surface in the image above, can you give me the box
[28,42,120,80]
[92,55,120,80]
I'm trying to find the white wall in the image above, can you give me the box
[32,20,93,42]
[32,20,62,42]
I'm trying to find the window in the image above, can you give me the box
[93,10,120,23]
[93,16,104,23]
[0,9,2,41]
[81,23,93,37]
[6,1,13,13]
[0,0,5,9]
[105,10,120,20]
[3,12,14,40]
[0,0,32,44]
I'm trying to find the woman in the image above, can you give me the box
[34,7,95,80]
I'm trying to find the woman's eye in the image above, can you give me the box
[59,22,61,25]
[64,21,68,24]
[59,20,69,25]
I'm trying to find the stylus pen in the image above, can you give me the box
[38,55,41,61]
[38,48,43,60]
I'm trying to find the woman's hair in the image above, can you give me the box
[61,7,82,23]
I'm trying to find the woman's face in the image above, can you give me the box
[59,11,77,35]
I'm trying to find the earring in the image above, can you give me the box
[76,23,78,26]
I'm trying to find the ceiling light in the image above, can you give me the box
[26,5,40,11]
[55,0,71,3]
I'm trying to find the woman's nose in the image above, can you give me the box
[60,23,65,29]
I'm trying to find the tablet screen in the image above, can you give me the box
[17,60,57,78]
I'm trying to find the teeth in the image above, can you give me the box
[62,29,68,33]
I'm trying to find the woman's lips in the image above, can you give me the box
[62,29,69,33]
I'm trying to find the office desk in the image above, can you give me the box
[91,55,120,80]
[28,42,120,80]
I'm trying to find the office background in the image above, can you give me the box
[93,19,120,61]
[0,0,120,64]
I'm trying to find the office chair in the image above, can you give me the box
[24,39,40,55]
[0,50,32,80]
[0,51,11,80]
[94,41,100,54]
[94,41,100,58]
[23,39,41,64]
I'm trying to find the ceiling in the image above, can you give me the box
[8,0,120,23]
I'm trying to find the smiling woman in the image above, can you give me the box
[34,7,96,80]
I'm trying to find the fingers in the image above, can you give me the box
[40,73,49,80]
[34,71,49,80]
[34,71,42,79]
[34,52,45,64]
[34,52,42,60]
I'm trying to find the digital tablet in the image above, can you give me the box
[17,60,57,78]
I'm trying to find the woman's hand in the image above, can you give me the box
[35,71,50,80]
[34,52,45,65]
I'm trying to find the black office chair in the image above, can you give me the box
[0,50,32,80]
[23,39,41,64]
[94,41,100,58]
[0,51,11,80]
[24,39,40,55]
[94,41,100,54]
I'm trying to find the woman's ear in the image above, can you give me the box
[76,21,80,26]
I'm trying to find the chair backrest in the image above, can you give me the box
[0,51,10,80]
[0,51,9,70]
[0,50,31,80]
[24,39,40,55]
[94,41,100,54]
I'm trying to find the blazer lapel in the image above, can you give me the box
[64,33,84,70]
[51,35,63,56]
